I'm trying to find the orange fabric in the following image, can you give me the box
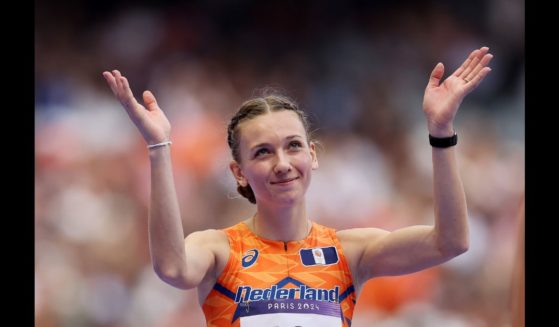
[202,221,356,326]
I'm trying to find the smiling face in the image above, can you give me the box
[230,110,318,206]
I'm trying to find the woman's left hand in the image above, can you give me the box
[423,47,493,136]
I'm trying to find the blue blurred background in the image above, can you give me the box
[35,0,524,326]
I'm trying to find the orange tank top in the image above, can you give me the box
[202,221,356,326]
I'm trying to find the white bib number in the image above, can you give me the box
[238,299,343,327]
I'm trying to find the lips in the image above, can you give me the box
[271,177,299,184]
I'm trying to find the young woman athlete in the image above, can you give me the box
[103,46,493,326]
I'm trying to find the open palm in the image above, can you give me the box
[423,47,493,134]
[103,70,171,145]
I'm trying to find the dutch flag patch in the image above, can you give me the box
[300,246,339,266]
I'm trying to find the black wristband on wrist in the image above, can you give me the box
[429,133,458,148]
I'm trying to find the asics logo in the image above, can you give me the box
[241,249,259,268]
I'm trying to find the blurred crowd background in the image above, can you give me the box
[35,0,524,326]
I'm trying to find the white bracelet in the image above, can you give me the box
[147,141,172,149]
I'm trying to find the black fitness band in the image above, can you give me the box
[429,133,458,148]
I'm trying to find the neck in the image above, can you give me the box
[251,202,310,241]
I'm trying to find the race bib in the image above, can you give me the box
[238,299,342,327]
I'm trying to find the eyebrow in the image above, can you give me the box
[250,135,304,152]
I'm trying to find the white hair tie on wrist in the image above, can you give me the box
[147,141,172,149]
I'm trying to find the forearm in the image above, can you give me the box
[148,146,187,278]
[431,145,469,255]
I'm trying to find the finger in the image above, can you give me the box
[459,47,489,80]
[452,49,478,77]
[142,90,159,112]
[120,76,141,110]
[118,76,141,111]
[453,47,489,77]
[102,71,118,95]
[465,67,492,91]
[113,70,124,93]
[464,53,493,82]
[113,70,128,100]
[427,62,444,88]
[112,70,140,114]
[459,54,481,80]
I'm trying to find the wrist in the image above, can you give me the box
[427,122,454,137]
[148,143,172,160]
[429,133,457,148]
[147,140,172,150]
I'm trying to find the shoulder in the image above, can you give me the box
[186,229,229,246]
[185,229,230,263]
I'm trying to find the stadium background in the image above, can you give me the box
[35,0,524,326]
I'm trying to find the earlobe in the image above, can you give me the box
[229,160,248,187]
[312,160,319,170]
[310,142,319,170]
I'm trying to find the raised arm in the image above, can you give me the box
[102,70,222,290]
[339,47,493,288]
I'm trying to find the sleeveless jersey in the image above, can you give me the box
[202,221,356,326]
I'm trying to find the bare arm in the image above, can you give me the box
[340,47,493,286]
[102,70,218,289]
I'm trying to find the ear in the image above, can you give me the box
[309,142,319,170]
[229,160,248,187]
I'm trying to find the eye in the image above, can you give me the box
[254,148,270,158]
[288,141,303,149]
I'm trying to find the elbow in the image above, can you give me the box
[443,240,469,258]
[436,223,469,258]
[153,265,192,290]
[437,231,469,258]
[452,241,469,256]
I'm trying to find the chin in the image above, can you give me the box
[261,192,304,206]
[278,190,308,205]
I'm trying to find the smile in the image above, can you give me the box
[270,177,299,185]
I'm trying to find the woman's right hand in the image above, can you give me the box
[103,70,171,145]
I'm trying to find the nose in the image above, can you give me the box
[273,152,292,174]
